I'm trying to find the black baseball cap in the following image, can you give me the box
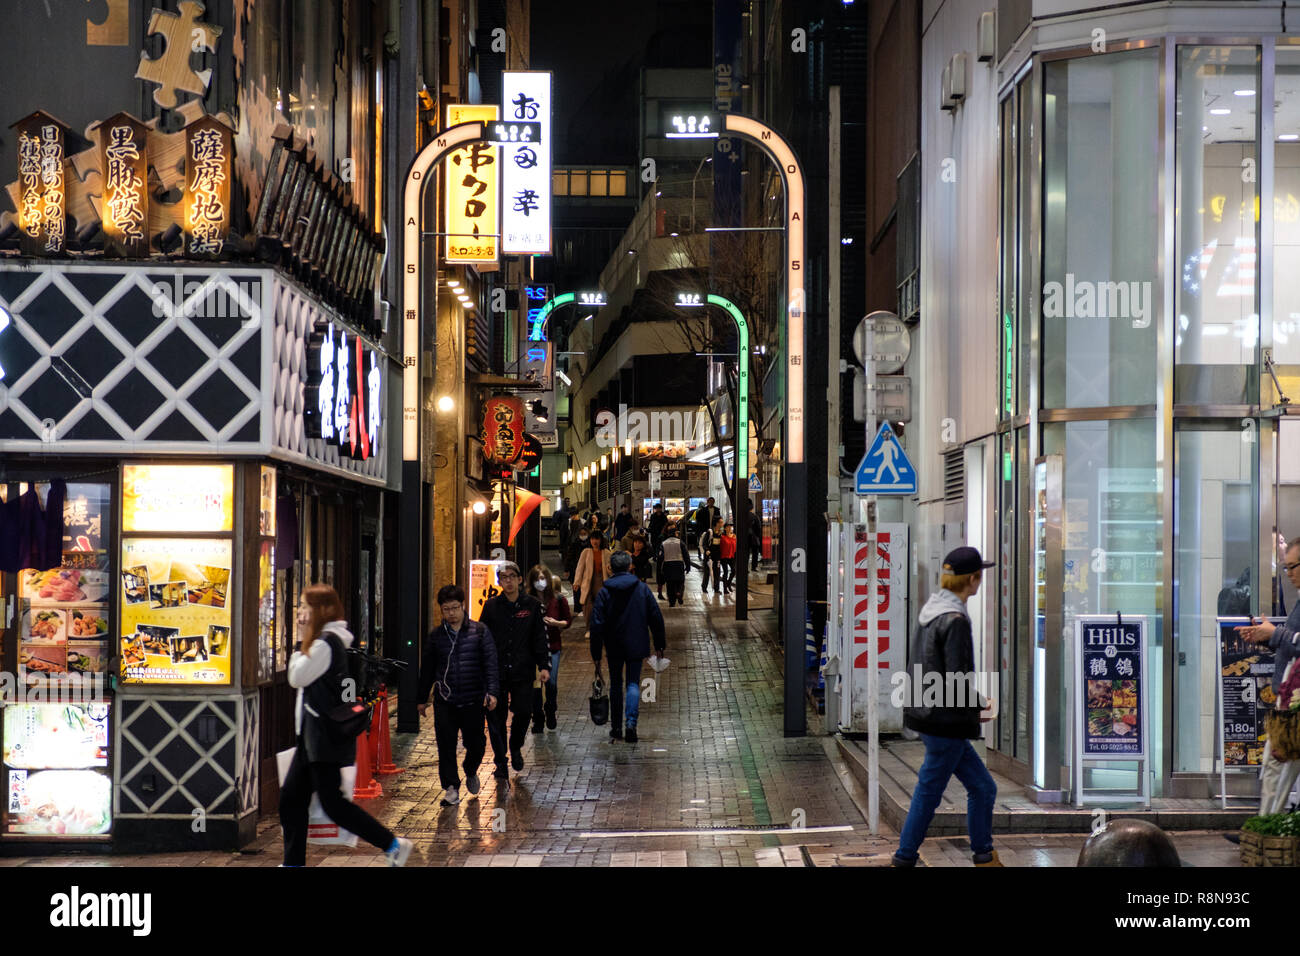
[942,546,995,575]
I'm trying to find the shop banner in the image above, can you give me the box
[482,395,525,464]
[844,523,907,734]
[500,72,552,254]
[1216,617,1280,767]
[468,560,507,621]
[120,537,233,685]
[123,464,234,533]
[444,103,499,263]
[1077,616,1146,758]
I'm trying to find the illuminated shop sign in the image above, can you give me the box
[445,104,499,263]
[500,72,552,255]
[12,111,68,255]
[96,112,150,258]
[526,283,552,341]
[122,465,234,533]
[305,320,383,460]
[183,115,233,258]
[482,395,525,464]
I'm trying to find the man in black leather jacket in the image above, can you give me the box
[893,547,1000,868]
[480,563,550,780]
[418,585,499,806]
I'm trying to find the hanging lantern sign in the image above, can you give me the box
[482,395,525,464]
[95,112,150,257]
[11,110,69,256]
[183,115,234,258]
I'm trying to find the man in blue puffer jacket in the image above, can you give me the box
[590,550,666,745]
[418,584,499,807]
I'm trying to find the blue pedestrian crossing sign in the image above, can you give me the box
[748,473,762,492]
[856,422,916,495]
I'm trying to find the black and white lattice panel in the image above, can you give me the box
[0,264,265,452]
[239,693,259,816]
[271,276,386,485]
[116,697,243,820]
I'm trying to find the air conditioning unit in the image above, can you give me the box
[941,61,955,111]
[949,52,968,102]
[977,11,996,62]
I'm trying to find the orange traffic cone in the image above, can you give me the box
[372,686,403,776]
[352,720,383,800]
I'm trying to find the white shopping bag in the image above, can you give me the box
[276,747,359,847]
[648,654,670,673]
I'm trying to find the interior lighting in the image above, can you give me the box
[472,500,487,515]
[1234,89,1256,97]
[436,395,455,413]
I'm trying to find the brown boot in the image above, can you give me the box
[973,850,1004,867]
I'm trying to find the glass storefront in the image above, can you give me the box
[996,36,1300,792]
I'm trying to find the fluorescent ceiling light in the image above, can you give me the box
[1234,89,1256,96]
[1210,108,1231,115]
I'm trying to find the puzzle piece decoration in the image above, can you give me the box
[87,0,131,45]
[135,1,223,110]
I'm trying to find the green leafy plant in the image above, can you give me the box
[1242,812,1300,836]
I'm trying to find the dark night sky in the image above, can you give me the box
[529,0,712,165]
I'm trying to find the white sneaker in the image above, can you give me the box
[385,837,414,867]
[441,786,460,806]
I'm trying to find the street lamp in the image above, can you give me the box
[436,394,454,413]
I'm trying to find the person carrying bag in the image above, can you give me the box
[280,584,414,867]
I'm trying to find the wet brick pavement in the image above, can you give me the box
[0,571,1246,867]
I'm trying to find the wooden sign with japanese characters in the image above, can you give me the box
[183,115,233,258]
[96,112,150,257]
[11,111,69,256]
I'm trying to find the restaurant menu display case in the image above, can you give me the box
[3,480,116,840]
[119,465,234,686]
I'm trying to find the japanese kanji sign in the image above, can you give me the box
[12,111,69,256]
[183,115,233,258]
[500,72,551,255]
[96,112,150,257]
[482,395,525,464]
[1076,616,1146,758]
[445,103,499,263]
[305,319,383,461]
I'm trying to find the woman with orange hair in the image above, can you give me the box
[280,584,414,867]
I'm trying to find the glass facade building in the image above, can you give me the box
[993,24,1300,795]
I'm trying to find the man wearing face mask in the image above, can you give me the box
[480,562,551,779]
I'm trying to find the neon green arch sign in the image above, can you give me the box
[539,291,749,487]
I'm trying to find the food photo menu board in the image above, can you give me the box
[17,483,112,686]
[1216,618,1280,767]
[119,462,236,686]
[120,538,232,684]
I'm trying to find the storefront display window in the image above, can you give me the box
[1173,426,1257,772]
[1271,46,1300,369]
[1175,47,1261,404]
[17,483,112,688]
[1043,419,1162,786]
[1042,49,1161,409]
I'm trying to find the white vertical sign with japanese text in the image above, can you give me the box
[844,522,907,733]
[500,72,552,255]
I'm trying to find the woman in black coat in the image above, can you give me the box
[280,584,413,867]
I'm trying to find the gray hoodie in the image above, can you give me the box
[917,587,969,627]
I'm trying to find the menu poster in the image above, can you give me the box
[122,464,234,533]
[1217,617,1280,767]
[257,542,274,683]
[17,482,111,685]
[3,703,110,769]
[259,465,277,537]
[1078,616,1146,758]
[6,768,112,835]
[120,538,232,685]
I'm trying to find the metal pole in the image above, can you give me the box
[865,318,879,834]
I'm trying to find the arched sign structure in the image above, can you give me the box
[722,114,807,737]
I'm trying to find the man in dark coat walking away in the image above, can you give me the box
[893,547,1000,868]
[418,585,499,806]
[590,550,666,744]
[479,563,550,779]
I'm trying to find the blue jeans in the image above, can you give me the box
[895,733,997,862]
[609,657,644,730]
[532,650,562,724]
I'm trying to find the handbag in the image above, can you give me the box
[589,678,609,725]
[327,700,371,738]
[276,748,359,847]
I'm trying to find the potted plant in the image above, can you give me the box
[1240,811,1300,866]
